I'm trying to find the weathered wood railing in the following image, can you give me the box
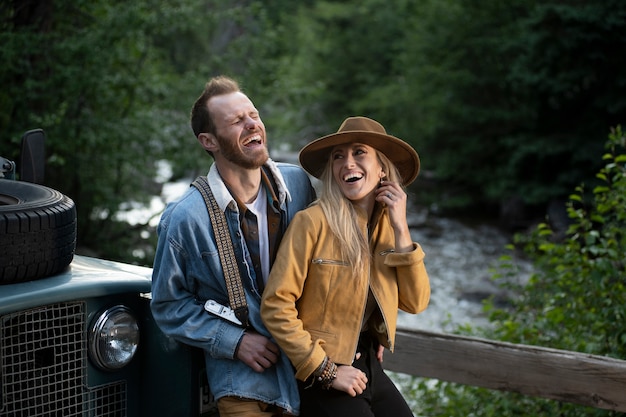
[384,328,626,412]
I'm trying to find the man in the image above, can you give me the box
[151,75,315,416]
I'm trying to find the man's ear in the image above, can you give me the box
[197,132,218,153]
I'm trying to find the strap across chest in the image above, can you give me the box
[192,176,249,327]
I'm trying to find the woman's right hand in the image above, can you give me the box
[332,365,368,397]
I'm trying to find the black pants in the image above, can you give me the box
[297,333,414,417]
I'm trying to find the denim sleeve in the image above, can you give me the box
[150,205,245,359]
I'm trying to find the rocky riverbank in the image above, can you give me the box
[399,212,533,333]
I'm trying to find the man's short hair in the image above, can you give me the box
[190,76,241,137]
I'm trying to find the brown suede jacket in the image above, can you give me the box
[261,203,430,381]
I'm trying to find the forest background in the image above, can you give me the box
[1,1,625,416]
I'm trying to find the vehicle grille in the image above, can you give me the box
[1,302,127,416]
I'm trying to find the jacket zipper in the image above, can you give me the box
[311,258,348,266]
[351,270,370,364]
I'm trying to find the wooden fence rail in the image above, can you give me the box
[384,328,626,412]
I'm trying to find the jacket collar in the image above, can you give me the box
[207,158,292,213]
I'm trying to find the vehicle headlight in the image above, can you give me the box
[89,305,140,370]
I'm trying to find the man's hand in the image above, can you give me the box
[235,330,280,373]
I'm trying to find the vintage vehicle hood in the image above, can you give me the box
[0,255,152,314]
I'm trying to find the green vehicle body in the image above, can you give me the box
[1,130,215,416]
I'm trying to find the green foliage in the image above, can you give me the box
[271,0,626,212]
[493,126,626,358]
[265,0,417,147]
[0,0,313,264]
[411,126,626,415]
[409,378,606,417]
[395,0,626,208]
[2,0,625,264]
[0,0,210,263]
[497,0,626,206]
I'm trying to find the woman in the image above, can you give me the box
[261,116,430,417]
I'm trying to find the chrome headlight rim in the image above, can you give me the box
[89,304,140,371]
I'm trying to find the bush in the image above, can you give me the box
[410,126,626,417]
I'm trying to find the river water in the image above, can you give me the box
[400,212,533,332]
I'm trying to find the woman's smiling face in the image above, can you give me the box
[331,142,384,209]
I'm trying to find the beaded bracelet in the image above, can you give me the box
[314,356,337,390]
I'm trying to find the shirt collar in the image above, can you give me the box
[206,158,292,213]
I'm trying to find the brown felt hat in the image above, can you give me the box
[299,116,420,185]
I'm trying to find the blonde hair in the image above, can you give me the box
[316,149,402,276]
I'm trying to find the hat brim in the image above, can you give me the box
[299,130,420,186]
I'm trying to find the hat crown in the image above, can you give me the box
[338,117,386,135]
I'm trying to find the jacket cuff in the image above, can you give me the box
[384,243,425,266]
[209,321,246,359]
[294,342,328,381]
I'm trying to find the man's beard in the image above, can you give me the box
[216,133,269,169]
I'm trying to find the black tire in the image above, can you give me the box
[0,179,76,284]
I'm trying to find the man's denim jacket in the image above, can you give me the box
[151,159,315,415]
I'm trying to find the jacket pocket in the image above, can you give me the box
[311,258,348,266]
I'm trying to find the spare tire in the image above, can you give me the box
[0,179,76,284]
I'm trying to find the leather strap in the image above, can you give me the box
[192,176,249,327]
